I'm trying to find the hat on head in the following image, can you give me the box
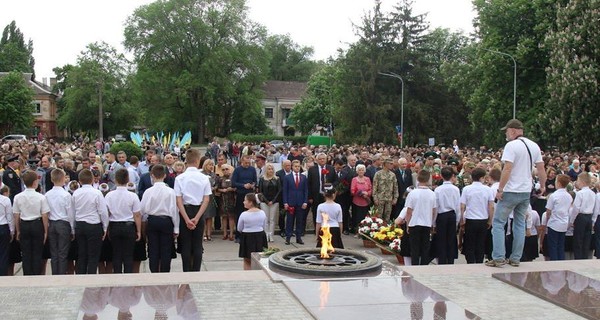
[447,158,459,166]
[383,157,393,164]
[7,155,19,162]
[500,119,523,130]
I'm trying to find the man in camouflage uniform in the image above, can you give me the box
[372,158,399,222]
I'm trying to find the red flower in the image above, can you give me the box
[342,180,350,186]
[287,206,295,215]
[321,168,329,175]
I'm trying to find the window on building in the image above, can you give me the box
[265,107,274,119]
[33,102,41,115]
[283,109,291,120]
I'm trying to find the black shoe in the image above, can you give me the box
[343,230,350,235]
[296,239,304,245]
[285,239,291,245]
[280,232,286,238]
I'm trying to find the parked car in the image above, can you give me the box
[1,134,27,142]
[114,134,127,142]
[269,140,285,148]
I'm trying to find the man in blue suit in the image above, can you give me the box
[282,160,308,245]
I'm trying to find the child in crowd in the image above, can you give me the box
[237,193,267,270]
[45,168,75,274]
[316,189,344,249]
[13,171,50,275]
[544,174,572,260]
[570,172,595,259]
[0,185,13,276]
[396,170,436,266]
[460,168,494,264]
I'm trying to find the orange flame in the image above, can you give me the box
[320,212,335,258]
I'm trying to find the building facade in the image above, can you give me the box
[261,80,307,136]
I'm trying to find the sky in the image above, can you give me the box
[0,0,475,82]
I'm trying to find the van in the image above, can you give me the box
[1,134,27,142]
[306,135,335,147]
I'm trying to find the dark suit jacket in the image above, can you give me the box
[395,168,414,197]
[335,166,354,199]
[137,171,174,200]
[283,172,308,206]
[276,169,292,204]
[307,164,337,201]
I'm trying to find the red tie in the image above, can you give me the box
[295,173,299,187]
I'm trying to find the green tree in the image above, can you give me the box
[57,42,137,138]
[264,34,319,81]
[124,0,269,143]
[0,21,35,75]
[0,71,35,135]
[543,0,600,150]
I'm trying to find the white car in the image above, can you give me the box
[1,134,27,142]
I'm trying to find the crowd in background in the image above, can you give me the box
[0,134,599,275]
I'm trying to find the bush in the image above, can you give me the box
[228,134,308,145]
[109,142,143,160]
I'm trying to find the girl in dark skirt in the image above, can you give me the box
[315,189,344,249]
[237,193,267,270]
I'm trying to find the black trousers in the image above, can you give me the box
[0,224,11,276]
[336,194,352,232]
[573,213,592,260]
[435,211,457,265]
[285,206,306,241]
[278,206,286,235]
[109,222,136,273]
[309,195,325,233]
[464,219,488,264]
[20,219,44,275]
[76,221,103,274]
[179,205,205,272]
[352,204,369,231]
[409,226,431,266]
[147,215,174,273]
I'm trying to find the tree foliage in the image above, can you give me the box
[543,0,600,150]
[0,21,35,76]
[264,34,319,82]
[0,71,35,135]
[56,42,137,137]
[124,0,269,143]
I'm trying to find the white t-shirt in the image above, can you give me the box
[405,187,436,227]
[460,182,494,220]
[545,189,572,232]
[316,202,343,228]
[501,137,542,193]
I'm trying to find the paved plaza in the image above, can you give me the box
[1,231,598,319]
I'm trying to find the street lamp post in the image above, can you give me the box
[313,88,334,147]
[484,49,517,119]
[378,72,404,148]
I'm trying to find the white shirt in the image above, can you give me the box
[141,182,179,234]
[528,209,540,236]
[545,188,572,232]
[45,186,75,233]
[572,187,595,219]
[237,210,267,233]
[501,137,542,193]
[460,182,494,220]
[127,166,140,185]
[435,181,460,214]
[405,187,436,227]
[316,202,343,228]
[0,194,14,234]
[105,187,141,222]
[13,188,50,221]
[174,167,212,206]
[72,184,109,231]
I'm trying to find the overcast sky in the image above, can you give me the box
[0,0,475,81]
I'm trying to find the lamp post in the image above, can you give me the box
[484,49,517,119]
[313,87,334,147]
[378,72,404,148]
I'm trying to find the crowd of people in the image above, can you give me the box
[1,119,599,275]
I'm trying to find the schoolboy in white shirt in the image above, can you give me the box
[460,168,494,264]
[13,171,50,275]
[398,170,436,266]
[544,174,572,261]
[45,168,75,274]
[570,172,595,259]
[105,168,142,273]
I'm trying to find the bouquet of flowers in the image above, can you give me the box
[373,225,403,245]
[358,215,385,240]
[388,238,402,254]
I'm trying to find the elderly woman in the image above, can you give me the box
[350,164,372,232]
